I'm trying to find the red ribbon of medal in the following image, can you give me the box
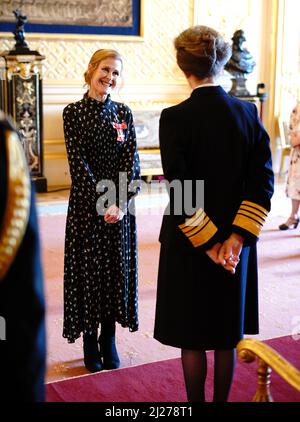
[112,121,127,142]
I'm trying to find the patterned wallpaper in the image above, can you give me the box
[1,0,193,85]
[2,0,293,185]
[194,0,263,95]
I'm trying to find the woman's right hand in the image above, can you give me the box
[104,204,124,224]
[206,241,237,274]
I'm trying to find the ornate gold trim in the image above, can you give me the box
[179,208,205,231]
[233,200,268,237]
[242,200,268,216]
[179,208,218,247]
[237,209,265,225]
[237,338,300,402]
[0,129,31,281]
[187,220,218,247]
[0,32,144,42]
[233,214,262,237]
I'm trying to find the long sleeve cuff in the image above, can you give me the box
[178,208,218,248]
[232,200,269,239]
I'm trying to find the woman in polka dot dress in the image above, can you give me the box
[62,49,140,372]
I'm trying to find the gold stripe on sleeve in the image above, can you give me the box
[179,208,204,230]
[187,220,218,247]
[233,200,269,237]
[0,129,31,281]
[236,209,265,225]
[242,200,268,216]
[179,208,217,247]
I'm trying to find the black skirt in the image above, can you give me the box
[154,241,258,350]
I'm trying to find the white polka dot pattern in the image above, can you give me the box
[62,95,140,343]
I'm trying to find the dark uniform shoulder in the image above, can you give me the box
[161,97,191,117]
[227,94,257,117]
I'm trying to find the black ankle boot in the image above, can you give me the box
[99,334,120,370]
[83,332,103,373]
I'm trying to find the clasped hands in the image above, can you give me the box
[205,233,244,275]
[104,204,125,224]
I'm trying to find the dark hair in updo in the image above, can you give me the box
[174,25,231,79]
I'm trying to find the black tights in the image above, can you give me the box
[100,317,116,337]
[181,348,236,402]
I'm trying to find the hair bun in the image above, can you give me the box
[174,25,231,79]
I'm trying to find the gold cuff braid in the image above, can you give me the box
[178,208,218,247]
[0,129,31,281]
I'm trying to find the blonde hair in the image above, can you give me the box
[174,25,231,79]
[84,49,123,86]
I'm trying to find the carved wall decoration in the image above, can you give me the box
[10,64,42,175]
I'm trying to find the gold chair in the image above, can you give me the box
[237,338,300,402]
[278,117,291,176]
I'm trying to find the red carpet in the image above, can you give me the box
[46,335,300,402]
[40,210,300,384]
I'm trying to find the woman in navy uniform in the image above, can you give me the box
[154,26,274,402]
[0,112,46,401]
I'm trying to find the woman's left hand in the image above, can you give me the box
[104,204,125,224]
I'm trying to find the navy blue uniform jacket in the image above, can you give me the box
[0,115,46,401]
[154,86,274,350]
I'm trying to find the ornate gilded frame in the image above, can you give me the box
[0,0,144,42]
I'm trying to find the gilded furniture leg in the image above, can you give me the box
[237,338,300,402]
[252,358,273,402]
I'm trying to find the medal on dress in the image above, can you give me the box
[112,121,127,142]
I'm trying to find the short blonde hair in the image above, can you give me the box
[84,49,123,86]
[174,25,231,79]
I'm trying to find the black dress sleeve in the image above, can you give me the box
[63,104,97,201]
[117,108,141,212]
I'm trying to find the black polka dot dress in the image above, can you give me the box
[62,95,140,343]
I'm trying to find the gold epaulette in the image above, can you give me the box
[232,200,268,237]
[0,129,31,281]
[178,207,218,247]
